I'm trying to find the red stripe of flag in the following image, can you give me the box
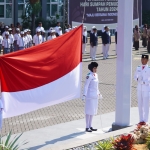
[0,25,82,92]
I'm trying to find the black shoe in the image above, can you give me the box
[86,128,92,132]
[90,127,97,131]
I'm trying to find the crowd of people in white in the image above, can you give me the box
[0,22,74,55]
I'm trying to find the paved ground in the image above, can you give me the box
[7,107,146,150]
[1,39,149,136]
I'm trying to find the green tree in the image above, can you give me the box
[23,0,41,35]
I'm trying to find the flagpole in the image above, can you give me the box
[112,0,133,130]
[82,0,86,24]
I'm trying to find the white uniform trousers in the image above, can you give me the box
[101,44,104,54]
[90,46,92,58]
[103,44,110,59]
[137,91,149,122]
[91,46,97,60]
[82,43,86,54]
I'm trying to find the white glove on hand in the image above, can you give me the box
[99,94,103,100]
[82,95,86,102]
[138,76,143,82]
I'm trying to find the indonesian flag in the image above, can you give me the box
[0,25,82,118]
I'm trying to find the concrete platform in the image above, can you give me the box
[4,107,146,150]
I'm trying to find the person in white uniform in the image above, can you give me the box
[82,26,88,54]
[55,22,61,36]
[36,22,44,33]
[90,26,95,58]
[82,62,100,132]
[2,26,9,38]
[47,30,56,40]
[2,32,11,54]
[17,31,26,50]
[41,30,46,43]
[134,55,150,125]
[8,28,14,52]
[27,29,32,47]
[14,28,20,51]
[90,27,98,60]
[33,29,42,46]
[57,27,63,36]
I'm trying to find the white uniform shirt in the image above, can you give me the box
[2,38,11,48]
[0,35,3,44]
[24,35,28,45]
[42,36,46,42]
[134,65,150,91]
[17,37,26,47]
[14,33,21,41]
[9,34,14,44]
[47,35,56,41]
[83,71,100,98]
[33,34,42,45]
[2,31,7,38]
[55,26,60,34]
[27,34,32,42]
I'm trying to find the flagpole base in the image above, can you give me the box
[112,122,131,131]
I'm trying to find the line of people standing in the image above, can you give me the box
[133,24,150,52]
[82,26,111,60]
[0,22,76,55]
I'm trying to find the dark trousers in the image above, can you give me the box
[4,48,10,54]
[134,41,139,50]
[147,41,150,53]
[142,37,147,47]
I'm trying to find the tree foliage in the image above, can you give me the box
[142,11,150,25]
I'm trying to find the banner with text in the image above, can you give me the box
[69,0,142,29]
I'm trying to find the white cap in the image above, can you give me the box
[92,26,96,29]
[28,29,31,32]
[16,28,20,31]
[83,26,87,29]
[36,29,41,32]
[5,26,9,29]
[5,32,9,35]
[65,29,69,32]
[24,30,27,33]
[42,30,45,33]
[49,27,53,30]
[51,30,55,33]
[8,28,12,31]
[21,31,24,34]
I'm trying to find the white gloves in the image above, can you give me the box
[82,95,86,102]
[99,94,103,100]
[137,76,143,82]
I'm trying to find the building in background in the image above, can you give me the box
[0,0,150,27]
[0,0,64,26]
[142,0,150,11]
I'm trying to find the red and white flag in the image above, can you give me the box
[0,25,82,118]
